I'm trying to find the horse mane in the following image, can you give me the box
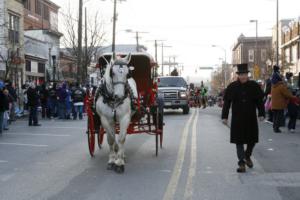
[104,62,112,83]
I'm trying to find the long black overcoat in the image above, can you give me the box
[222,80,265,144]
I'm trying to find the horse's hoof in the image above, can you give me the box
[114,165,125,174]
[107,163,115,170]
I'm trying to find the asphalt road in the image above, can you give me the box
[0,107,300,200]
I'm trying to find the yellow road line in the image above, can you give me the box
[163,109,196,200]
[184,109,199,200]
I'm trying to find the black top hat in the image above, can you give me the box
[236,63,249,74]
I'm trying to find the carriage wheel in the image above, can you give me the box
[97,128,104,149]
[87,115,95,157]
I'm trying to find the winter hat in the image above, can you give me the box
[273,65,280,73]
[271,72,282,85]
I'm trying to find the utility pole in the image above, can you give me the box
[77,0,83,83]
[155,40,158,62]
[112,0,117,59]
[85,7,88,83]
[159,43,172,76]
[136,32,139,52]
[276,0,279,66]
[161,43,164,76]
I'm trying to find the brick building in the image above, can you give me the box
[23,0,62,83]
[232,34,272,80]
[59,51,77,82]
[281,18,300,76]
[0,0,25,88]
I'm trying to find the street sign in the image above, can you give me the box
[253,65,260,79]
[199,67,214,70]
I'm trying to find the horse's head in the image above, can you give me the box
[109,54,133,99]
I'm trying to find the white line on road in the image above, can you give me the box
[0,160,8,163]
[184,109,199,200]
[0,142,48,147]
[163,110,196,200]
[8,133,71,137]
[12,126,85,130]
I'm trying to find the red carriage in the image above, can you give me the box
[85,53,164,157]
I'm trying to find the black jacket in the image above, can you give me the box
[0,90,9,112]
[222,80,265,144]
[72,87,85,103]
[27,87,39,107]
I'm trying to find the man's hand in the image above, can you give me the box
[222,119,228,125]
[259,116,265,122]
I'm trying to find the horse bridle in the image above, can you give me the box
[109,64,129,101]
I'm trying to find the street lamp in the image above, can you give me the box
[250,20,258,67]
[212,45,227,87]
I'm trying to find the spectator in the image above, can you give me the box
[287,90,299,133]
[48,83,58,118]
[271,71,295,133]
[2,89,10,131]
[40,84,49,119]
[0,81,9,134]
[27,82,41,126]
[57,83,68,119]
[65,85,72,120]
[5,80,17,122]
[72,83,85,120]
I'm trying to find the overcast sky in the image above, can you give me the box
[52,0,300,82]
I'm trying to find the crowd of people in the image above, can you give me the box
[0,80,88,134]
[263,66,300,133]
[189,81,211,108]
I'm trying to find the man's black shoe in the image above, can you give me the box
[33,124,41,126]
[245,158,254,168]
[237,163,246,173]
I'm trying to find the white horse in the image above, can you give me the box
[95,54,137,173]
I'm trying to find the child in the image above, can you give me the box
[287,90,300,133]
[3,89,10,130]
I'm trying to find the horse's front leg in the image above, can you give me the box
[101,116,116,170]
[114,113,130,173]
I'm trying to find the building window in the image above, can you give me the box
[8,14,20,44]
[24,0,31,11]
[292,45,297,63]
[261,49,267,62]
[38,63,45,73]
[26,60,31,72]
[298,42,300,60]
[248,49,254,63]
[285,48,290,64]
[35,0,42,15]
[43,5,49,21]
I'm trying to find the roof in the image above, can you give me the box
[232,35,272,51]
[43,0,60,9]
[99,44,148,54]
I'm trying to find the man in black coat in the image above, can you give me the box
[222,64,265,173]
[27,82,41,126]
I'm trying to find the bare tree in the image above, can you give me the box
[61,7,106,83]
